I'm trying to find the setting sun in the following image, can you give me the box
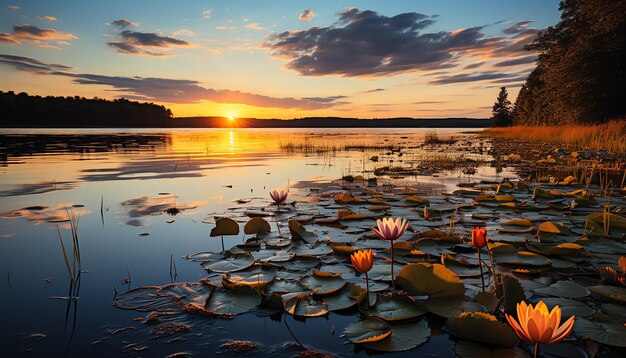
[227,115,235,122]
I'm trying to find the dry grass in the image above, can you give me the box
[482,120,626,152]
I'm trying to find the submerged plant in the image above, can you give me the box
[371,217,408,290]
[505,301,575,358]
[350,249,374,306]
[471,226,488,292]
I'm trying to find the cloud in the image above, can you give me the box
[0,24,77,48]
[203,8,213,19]
[463,62,484,70]
[172,28,196,37]
[493,55,536,67]
[261,8,537,79]
[413,101,447,104]
[0,54,349,110]
[363,88,386,93]
[245,23,267,31]
[39,15,57,21]
[7,5,19,11]
[111,19,139,28]
[299,9,317,21]
[429,71,521,85]
[503,21,535,35]
[107,30,192,57]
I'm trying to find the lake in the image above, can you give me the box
[0,128,532,357]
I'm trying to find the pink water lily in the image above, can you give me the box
[371,217,409,241]
[270,189,288,206]
[371,217,409,290]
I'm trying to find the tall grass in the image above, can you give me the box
[57,208,81,300]
[482,120,626,152]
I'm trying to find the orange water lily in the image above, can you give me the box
[505,301,575,358]
[471,226,489,291]
[350,249,374,273]
[270,189,288,206]
[351,249,374,306]
[471,226,488,248]
[371,217,408,290]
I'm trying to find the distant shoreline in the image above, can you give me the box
[0,117,492,129]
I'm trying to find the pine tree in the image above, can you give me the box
[491,87,513,127]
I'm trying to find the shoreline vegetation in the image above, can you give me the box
[0,90,491,128]
[482,120,626,152]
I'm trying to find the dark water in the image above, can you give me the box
[0,128,507,357]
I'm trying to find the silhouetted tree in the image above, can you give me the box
[514,0,626,125]
[0,91,173,127]
[492,87,513,127]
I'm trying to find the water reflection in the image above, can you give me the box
[0,128,503,357]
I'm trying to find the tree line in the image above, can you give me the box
[491,0,625,126]
[0,91,173,127]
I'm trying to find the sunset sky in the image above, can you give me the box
[0,0,561,119]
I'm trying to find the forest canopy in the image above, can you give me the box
[513,0,626,125]
[0,91,173,127]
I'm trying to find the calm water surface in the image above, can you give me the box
[0,128,509,357]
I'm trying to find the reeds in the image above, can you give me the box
[482,120,626,152]
[57,208,81,300]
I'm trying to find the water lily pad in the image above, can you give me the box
[445,312,518,347]
[289,220,317,243]
[538,221,570,235]
[534,280,589,298]
[322,283,366,311]
[223,265,276,287]
[421,296,464,317]
[344,317,391,344]
[495,251,551,267]
[360,320,430,352]
[203,253,255,273]
[205,286,262,315]
[454,340,530,358]
[589,285,626,304]
[573,313,626,347]
[285,295,328,317]
[210,217,240,236]
[541,297,595,318]
[300,272,345,295]
[396,263,465,298]
[243,217,271,235]
[360,294,426,322]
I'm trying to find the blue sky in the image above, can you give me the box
[0,0,561,118]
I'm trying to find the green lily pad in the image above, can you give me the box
[205,286,262,315]
[223,265,276,287]
[203,253,255,273]
[344,317,392,344]
[360,320,430,352]
[496,275,526,315]
[495,251,551,267]
[538,221,570,235]
[243,217,271,235]
[421,296,464,317]
[541,297,595,318]
[288,220,317,243]
[299,272,346,295]
[360,294,426,322]
[285,295,328,317]
[322,283,366,311]
[589,285,626,304]
[573,313,626,347]
[445,312,518,347]
[396,263,465,298]
[534,280,589,298]
[210,217,240,236]
[454,340,530,358]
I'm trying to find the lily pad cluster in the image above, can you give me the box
[114,176,626,355]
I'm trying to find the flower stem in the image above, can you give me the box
[534,342,539,358]
[365,272,370,307]
[478,249,485,292]
[390,240,395,290]
[221,235,225,252]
